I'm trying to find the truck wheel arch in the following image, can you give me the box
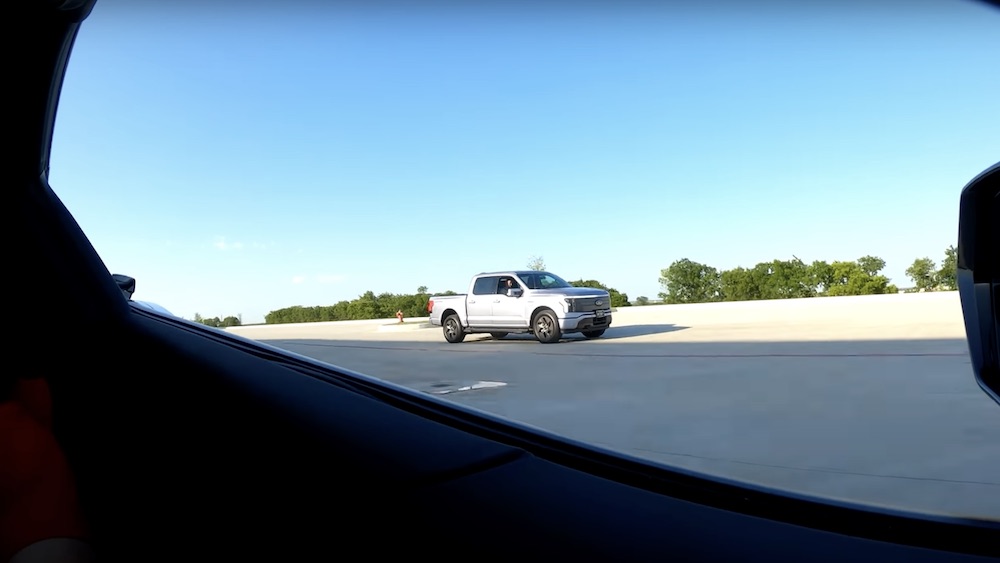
[531,307,562,344]
[530,306,555,327]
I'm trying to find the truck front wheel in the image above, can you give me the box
[533,310,562,344]
[443,314,466,343]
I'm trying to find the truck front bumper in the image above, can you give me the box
[560,311,612,332]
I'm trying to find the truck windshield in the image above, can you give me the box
[519,272,572,290]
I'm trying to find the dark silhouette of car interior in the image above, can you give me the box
[15,1,1000,561]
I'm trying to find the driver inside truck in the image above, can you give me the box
[499,277,520,294]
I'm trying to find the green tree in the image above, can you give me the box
[221,315,242,327]
[348,291,379,320]
[905,257,937,291]
[808,261,834,295]
[635,296,650,306]
[936,245,957,290]
[761,257,816,299]
[825,257,894,296]
[417,285,428,294]
[527,255,546,271]
[857,255,887,277]
[331,301,351,320]
[718,258,817,302]
[719,267,760,301]
[659,259,722,304]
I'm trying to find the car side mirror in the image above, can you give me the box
[957,161,1000,407]
[112,273,136,300]
[507,288,523,298]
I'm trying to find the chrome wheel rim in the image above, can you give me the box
[536,316,553,339]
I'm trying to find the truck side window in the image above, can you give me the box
[496,277,521,294]
[472,277,500,295]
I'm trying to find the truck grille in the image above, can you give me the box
[572,297,610,312]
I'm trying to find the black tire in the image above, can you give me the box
[490,332,508,339]
[442,314,466,343]
[582,329,606,339]
[533,310,562,344]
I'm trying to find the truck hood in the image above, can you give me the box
[533,287,610,298]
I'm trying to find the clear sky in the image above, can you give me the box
[50,0,1000,324]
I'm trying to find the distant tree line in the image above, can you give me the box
[259,247,957,324]
[193,313,242,327]
[654,246,956,305]
[264,288,459,325]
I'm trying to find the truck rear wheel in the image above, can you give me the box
[443,314,465,343]
[533,310,561,344]
[490,332,508,339]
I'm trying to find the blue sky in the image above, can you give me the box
[50,0,1000,323]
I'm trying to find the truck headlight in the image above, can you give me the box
[563,298,574,312]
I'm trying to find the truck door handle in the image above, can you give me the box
[468,300,476,304]
[493,299,501,303]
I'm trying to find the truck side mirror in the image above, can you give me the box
[957,161,1000,407]
[112,273,136,300]
[507,288,523,298]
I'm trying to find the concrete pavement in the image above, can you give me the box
[227,291,1000,521]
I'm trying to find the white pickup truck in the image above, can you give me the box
[427,271,613,344]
